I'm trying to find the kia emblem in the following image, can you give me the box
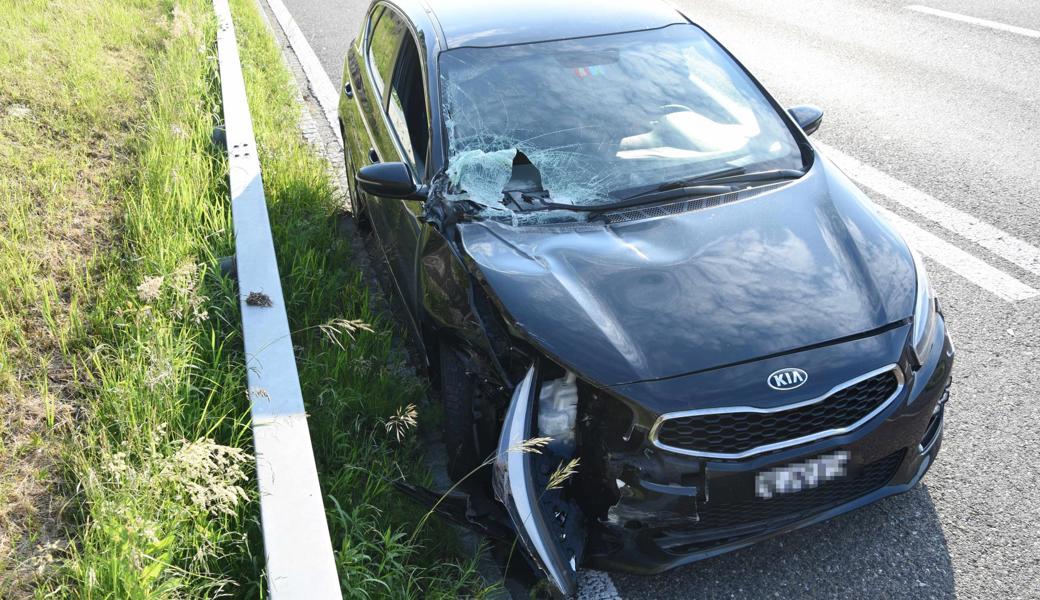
[768,368,808,391]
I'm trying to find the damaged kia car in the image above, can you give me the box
[337,0,954,596]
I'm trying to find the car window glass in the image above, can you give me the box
[388,38,429,176]
[367,6,404,94]
[439,24,804,208]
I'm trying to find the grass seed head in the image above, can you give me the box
[507,436,553,455]
[318,317,374,350]
[136,275,164,302]
[385,403,419,442]
[161,438,251,517]
[547,457,580,490]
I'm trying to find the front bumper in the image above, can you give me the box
[584,331,953,575]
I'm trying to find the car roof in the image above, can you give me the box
[417,0,688,49]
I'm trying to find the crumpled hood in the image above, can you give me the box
[458,159,915,386]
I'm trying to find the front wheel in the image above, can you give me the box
[439,341,485,481]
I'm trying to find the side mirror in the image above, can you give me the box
[787,105,824,136]
[356,162,425,199]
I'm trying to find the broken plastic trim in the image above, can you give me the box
[493,364,578,598]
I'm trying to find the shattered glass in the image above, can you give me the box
[438,24,803,218]
[445,148,517,202]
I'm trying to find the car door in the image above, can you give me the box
[380,29,431,321]
[360,5,430,325]
[357,6,403,240]
[342,6,397,225]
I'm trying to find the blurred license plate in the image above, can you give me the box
[755,451,850,499]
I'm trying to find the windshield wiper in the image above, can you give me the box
[634,167,806,197]
[540,184,734,214]
[537,168,804,215]
[651,165,748,191]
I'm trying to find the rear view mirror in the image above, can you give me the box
[356,162,425,199]
[787,105,824,136]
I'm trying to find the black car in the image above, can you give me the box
[337,0,954,596]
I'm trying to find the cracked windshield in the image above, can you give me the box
[439,24,804,213]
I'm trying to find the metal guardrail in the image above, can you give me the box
[213,0,341,597]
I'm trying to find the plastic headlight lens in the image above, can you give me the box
[910,249,938,367]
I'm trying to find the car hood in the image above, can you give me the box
[457,158,915,386]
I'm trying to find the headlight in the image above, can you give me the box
[910,249,938,368]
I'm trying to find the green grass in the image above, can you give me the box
[232,0,491,597]
[0,0,490,597]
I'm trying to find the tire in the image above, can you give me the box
[439,341,482,481]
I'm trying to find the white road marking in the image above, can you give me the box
[264,0,343,146]
[816,141,1040,281]
[874,204,1039,302]
[905,5,1040,38]
[577,570,623,600]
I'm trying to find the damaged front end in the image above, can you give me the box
[486,358,706,597]
[493,361,585,598]
[484,354,690,597]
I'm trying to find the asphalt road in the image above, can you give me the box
[273,1,1040,598]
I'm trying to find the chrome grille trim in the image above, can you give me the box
[648,364,906,460]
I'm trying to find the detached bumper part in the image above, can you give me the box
[493,365,579,598]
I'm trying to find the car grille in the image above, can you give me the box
[654,368,901,458]
[655,449,906,554]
